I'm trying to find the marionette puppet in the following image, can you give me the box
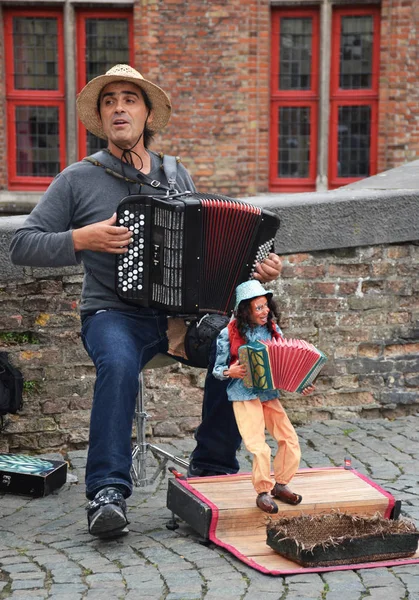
[212,280,315,514]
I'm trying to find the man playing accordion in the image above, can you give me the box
[10,64,281,537]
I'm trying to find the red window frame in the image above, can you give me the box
[4,9,66,191]
[328,5,380,188]
[270,8,320,192]
[76,9,134,159]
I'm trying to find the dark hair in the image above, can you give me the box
[97,84,155,148]
[236,295,281,342]
[138,87,154,148]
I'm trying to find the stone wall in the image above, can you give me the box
[0,160,418,454]
[275,242,419,423]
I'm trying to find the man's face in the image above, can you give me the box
[98,81,152,149]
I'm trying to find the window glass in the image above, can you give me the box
[337,105,370,177]
[85,18,130,80]
[15,106,60,176]
[13,17,58,90]
[278,106,311,177]
[84,18,130,154]
[339,16,373,89]
[279,18,312,90]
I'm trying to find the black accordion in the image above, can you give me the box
[115,192,280,315]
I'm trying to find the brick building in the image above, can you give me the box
[0,0,418,205]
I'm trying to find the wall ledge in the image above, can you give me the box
[1,160,419,271]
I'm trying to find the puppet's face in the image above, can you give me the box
[249,295,269,327]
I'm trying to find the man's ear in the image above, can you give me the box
[147,110,154,125]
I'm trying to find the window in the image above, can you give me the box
[270,9,320,192]
[76,10,133,158]
[270,5,380,192]
[4,10,66,190]
[329,6,380,188]
[4,8,133,191]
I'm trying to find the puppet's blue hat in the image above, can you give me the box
[234,280,273,311]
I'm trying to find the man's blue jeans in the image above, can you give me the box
[81,309,241,500]
[188,341,241,474]
[81,309,168,499]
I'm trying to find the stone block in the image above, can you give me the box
[347,358,395,374]
[380,391,419,405]
[405,374,419,387]
[153,420,182,437]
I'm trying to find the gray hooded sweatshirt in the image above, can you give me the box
[10,150,196,317]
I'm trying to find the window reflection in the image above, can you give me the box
[337,105,370,177]
[278,106,311,177]
[84,18,130,154]
[15,106,60,176]
[339,16,373,89]
[13,17,58,90]
[279,18,312,90]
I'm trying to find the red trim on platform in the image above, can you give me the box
[352,469,395,518]
[178,467,418,575]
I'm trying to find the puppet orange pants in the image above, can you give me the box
[232,398,301,495]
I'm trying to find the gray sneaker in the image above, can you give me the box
[87,487,129,538]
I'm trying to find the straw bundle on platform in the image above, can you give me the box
[266,512,419,567]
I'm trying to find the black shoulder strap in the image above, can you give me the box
[83,150,180,193]
[162,154,179,191]
[83,152,139,184]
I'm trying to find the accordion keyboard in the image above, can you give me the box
[117,206,147,296]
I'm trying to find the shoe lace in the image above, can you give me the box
[87,487,125,512]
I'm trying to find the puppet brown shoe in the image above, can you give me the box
[271,483,302,506]
[256,492,279,514]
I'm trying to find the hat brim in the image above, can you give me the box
[76,74,172,140]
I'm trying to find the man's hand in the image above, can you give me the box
[224,360,247,379]
[253,253,282,283]
[72,213,132,253]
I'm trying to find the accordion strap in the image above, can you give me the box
[83,150,180,192]
[162,154,179,191]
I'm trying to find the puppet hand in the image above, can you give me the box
[301,385,316,396]
[253,253,282,283]
[226,361,247,379]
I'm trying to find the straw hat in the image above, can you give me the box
[76,64,172,139]
[234,280,274,311]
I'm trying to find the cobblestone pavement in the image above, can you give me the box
[1,415,419,600]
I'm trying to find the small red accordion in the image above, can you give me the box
[238,338,327,393]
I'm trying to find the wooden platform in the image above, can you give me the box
[167,467,419,574]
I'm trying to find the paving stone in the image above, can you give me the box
[48,595,83,600]
[366,589,406,600]
[324,593,364,600]
[48,583,87,595]
[242,593,283,600]
[9,572,46,581]
[2,564,41,575]
[11,579,46,590]
[10,593,47,599]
